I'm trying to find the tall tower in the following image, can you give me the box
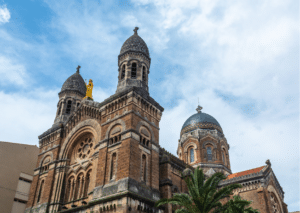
[93,27,164,212]
[177,105,231,176]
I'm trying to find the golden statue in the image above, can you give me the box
[83,79,94,100]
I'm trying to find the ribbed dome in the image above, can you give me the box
[181,106,223,135]
[60,72,86,96]
[120,28,150,58]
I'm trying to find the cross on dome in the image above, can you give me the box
[76,65,81,74]
[196,105,203,113]
[133,27,139,35]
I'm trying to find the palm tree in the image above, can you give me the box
[220,195,260,213]
[155,167,257,213]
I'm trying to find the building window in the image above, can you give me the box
[207,147,212,161]
[190,148,194,163]
[110,153,117,180]
[141,154,147,182]
[65,179,71,202]
[142,66,146,82]
[84,171,91,197]
[74,177,80,200]
[121,65,125,80]
[37,180,44,203]
[66,100,72,114]
[222,150,226,164]
[131,63,137,79]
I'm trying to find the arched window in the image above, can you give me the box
[121,65,125,80]
[65,179,71,202]
[78,175,84,199]
[141,154,147,182]
[131,63,137,79]
[190,149,194,163]
[222,150,226,164]
[37,180,44,203]
[84,171,91,197]
[66,100,72,114]
[142,66,146,82]
[74,176,80,200]
[207,147,212,161]
[110,153,117,180]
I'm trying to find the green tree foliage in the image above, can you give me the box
[220,195,260,213]
[155,167,259,213]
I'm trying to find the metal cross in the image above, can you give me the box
[76,65,81,73]
[133,27,139,35]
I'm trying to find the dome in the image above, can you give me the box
[181,106,223,135]
[119,27,150,58]
[60,71,86,96]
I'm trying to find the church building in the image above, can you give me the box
[25,28,288,213]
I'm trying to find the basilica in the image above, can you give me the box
[26,28,288,213]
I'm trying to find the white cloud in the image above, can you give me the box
[0,5,10,24]
[0,89,59,146]
[0,55,28,86]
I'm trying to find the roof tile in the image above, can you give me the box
[227,166,265,180]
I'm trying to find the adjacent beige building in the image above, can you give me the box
[0,141,39,213]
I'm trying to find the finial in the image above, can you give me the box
[266,159,271,167]
[76,65,81,74]
[133,27,139,35]
[196,105,203,113]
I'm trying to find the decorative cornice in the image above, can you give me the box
[159,178,173,187]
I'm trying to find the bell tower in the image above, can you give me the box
[116,27,151,93]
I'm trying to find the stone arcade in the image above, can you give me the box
[26,28,288,213]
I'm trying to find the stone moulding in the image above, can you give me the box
[92,177,160,204]
[192,163,232,174]
[25,203,47,213]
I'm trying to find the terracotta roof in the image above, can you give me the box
[226,166,265,180]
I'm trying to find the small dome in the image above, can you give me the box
[119,27,150,58]
[60,72,86,96]
[181,106,222,135]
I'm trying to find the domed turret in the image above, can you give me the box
[177,105,231,176]
[116,27,151,94]
[119,28,150,59]
[60,67,86,96]
[54,66,86,125]
[181,105,223,136]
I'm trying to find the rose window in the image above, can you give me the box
[270,193,281,213]
[77,137,93,160]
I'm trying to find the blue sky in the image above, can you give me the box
[0,0,299,211]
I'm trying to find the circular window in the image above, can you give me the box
[76,136,93,160]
